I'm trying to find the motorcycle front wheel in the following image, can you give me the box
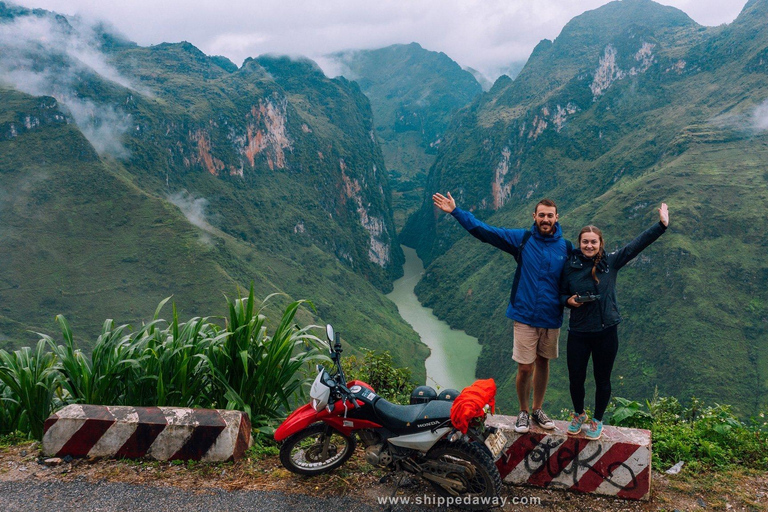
[425,440,502,510]
[279,422,357,476]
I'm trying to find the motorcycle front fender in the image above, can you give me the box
[275,398,379,441]
[274,404,319,441]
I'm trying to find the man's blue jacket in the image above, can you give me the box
[451,208,569,329]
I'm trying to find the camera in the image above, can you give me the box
[575,293,601,303]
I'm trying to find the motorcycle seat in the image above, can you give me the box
[374,398,452,432]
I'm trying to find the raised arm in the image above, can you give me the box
[611,203,669,269]
[433,192,456,213]
[432,191,523,254]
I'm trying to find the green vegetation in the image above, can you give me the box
[0,291,327,439]
[605,394,768,470]
[343,348,415,404]
[0,340,59,439]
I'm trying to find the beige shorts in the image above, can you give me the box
[512,321,559,364]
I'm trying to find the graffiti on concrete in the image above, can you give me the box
[508,436,639,490]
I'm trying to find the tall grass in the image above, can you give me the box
[0,289,326,439]
[203,288,329,431]
[0,340,60,440]
[45,315,139,406]
[0,380,22,435]
[124,302,220,408]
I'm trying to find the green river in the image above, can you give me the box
[386,246,482,391]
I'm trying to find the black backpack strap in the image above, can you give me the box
[512,231,532,264]
[509,231,532,305]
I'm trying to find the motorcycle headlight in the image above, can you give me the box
[310,370,332,412]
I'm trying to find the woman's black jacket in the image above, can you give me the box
[560,221,666,333]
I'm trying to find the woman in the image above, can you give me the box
[560,203,669,440]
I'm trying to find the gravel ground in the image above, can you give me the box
[1,443,766,511]
[0,479,400,512]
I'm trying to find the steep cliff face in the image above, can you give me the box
[328,43,482,230]
[403,0,768,416]
[95,47,404,288]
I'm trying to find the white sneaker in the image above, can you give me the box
[531,409,555,430]
[514,411,530,433]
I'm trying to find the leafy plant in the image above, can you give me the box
[0,430,28,447]
[343,349,414,404]
[0,340,60,440]
[608,396,652,428]
[0,380,22,435]
[203,286,328,432]
[606,395,768,470]
[247,432,280,459]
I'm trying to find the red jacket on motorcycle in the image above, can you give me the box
[450,379,496,434]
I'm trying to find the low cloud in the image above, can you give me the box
[0,10,137,157]
[710,99,768,134]
[314,53,357,80]
[167,191,214,232]
[65,98,133,158]
[11,0,747,83]
[751,100,768,132]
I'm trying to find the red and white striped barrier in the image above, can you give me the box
[43,405,252,462]
[487,415,651,501]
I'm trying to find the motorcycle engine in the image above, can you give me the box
[364,444,393,467]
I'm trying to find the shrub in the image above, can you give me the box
[606,393,768,470]
[343,349,413,404]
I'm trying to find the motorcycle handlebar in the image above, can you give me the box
[337,383,360,409]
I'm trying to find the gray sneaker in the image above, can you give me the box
[514,411,530,433]
[531,409,555,430]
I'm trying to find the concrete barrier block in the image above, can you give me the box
[42,405,252,462]
[486,414,651,501]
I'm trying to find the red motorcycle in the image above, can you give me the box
[274,325,505,509]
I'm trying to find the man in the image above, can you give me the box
[432,192,571,433]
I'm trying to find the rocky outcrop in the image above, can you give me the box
[340,160,391,267]
[591,42,656,98]
[242,96,292,171]
[191,129,226,176]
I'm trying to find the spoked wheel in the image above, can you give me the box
[279,423,357,476]
[425,441,502,510]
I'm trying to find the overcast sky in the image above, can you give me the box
[11,0,748,79]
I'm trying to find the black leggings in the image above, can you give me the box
[567,325,618,421]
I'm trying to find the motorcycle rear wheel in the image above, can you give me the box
[279,423,357,476]
[425,441,502,510]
